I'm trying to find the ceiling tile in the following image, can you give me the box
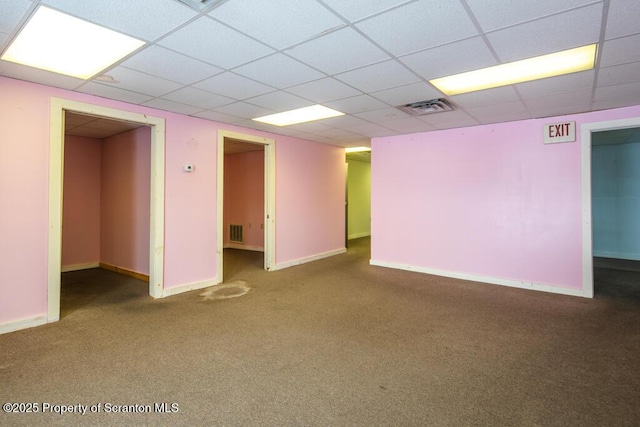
[600,34,640,67]
[399,37,497,80]
[370,82,442,106]
[354,107,411,123]
[419,110,480,129]
[449,86,520,109]
[515,70,595,98]
[77,82,154,104]
[142,98,204,116]
[598,62,640,87]
[42,0,197,40]
[193,110,244,124]
[605,0,640,39]
[0,0,31,31]
[466,0,599,31]
[286,27,390,75]
[102,66,182,97]
[211,0,345,49]
[524,89,592,112]
[245,91,311,111]
[162,87,235,110]
[465,100,531,122]
[324,94,390,114]
[355,1,478,56]
[286,121,333,133]
[347,122,399,137]
[320,0,413,22]
[233,54,324,89]
[595,81,640,103]
[120,45,222,85]
[335,60,419,93]
[380,117,437,133]
[286,77,362,103]
[194,72,274,100]
[214,102,275,119]
[0,60,84,90]
[319,114,370,129]
[158,16,274,69]
[315,128,362,139]
[487,4,602,62]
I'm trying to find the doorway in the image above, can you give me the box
[217,130,275,283]
[581,117,640,298]
[48,98,165,323]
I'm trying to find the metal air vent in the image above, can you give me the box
[396,98,455,116]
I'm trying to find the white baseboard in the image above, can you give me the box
[61,262,99,272]
[224,243,264,252]
[272,248,347,271]
[348,232,371,240]
[593,251,640,261]
[161,279,220,298]
[369,260,586,298]
[0,315,48,335]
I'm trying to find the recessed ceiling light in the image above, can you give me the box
[429,44,597,96]
[345,146,371,153]
[253,105,345,126]
[1,6,145,79]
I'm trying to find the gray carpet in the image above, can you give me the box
[1,238,639,426]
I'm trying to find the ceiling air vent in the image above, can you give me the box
[396,98,455,116]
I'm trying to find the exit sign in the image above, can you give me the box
[544,121,576,144]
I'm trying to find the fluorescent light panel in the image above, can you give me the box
[1,6,145,79]
[253,105,345,126]
[345,146,371,153]
[430,44,597,96]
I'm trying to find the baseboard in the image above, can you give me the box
[61,262,100,272]
[272,248,347,271]
[593,251,640,261]
[348,232,371,240]
[161,279,220,298]
[369,260,586,298]
[224,243,265,252]
[99,262,150,282]
[0,315,48,335]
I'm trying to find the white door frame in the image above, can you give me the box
[580,117,640,298]
[48,98,165,322]
[217,130,275,283]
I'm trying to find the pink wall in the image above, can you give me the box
[100,127,151,274]
[371,105,640,292]
[275,136,346,262]
[224,150,265,250]
[62,135,101,267]
[0,76,345,329]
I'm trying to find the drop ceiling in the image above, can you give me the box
[2,0,640,148]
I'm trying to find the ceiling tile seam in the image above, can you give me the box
[467,0,605,35]
[589,0,611,111]
[310,0,461,101]
[76,78,169,100]
[315,0,419,27]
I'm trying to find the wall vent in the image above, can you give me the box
[396,98,455,116]
[229,224,243,243]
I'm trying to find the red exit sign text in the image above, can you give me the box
[544,121,576,144]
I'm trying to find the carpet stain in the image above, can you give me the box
[200,280,251,301]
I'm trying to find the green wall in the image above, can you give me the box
[347,159,371,240]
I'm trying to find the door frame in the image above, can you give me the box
[217,130,275,283]
[48,98,165,322]
[580,117,640,298]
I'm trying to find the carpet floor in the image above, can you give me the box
[1,238,639,426]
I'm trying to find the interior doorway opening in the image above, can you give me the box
[581,117,640,298]
[590,126,640,302]
[48,98,165,323]
[217,131,275,283]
